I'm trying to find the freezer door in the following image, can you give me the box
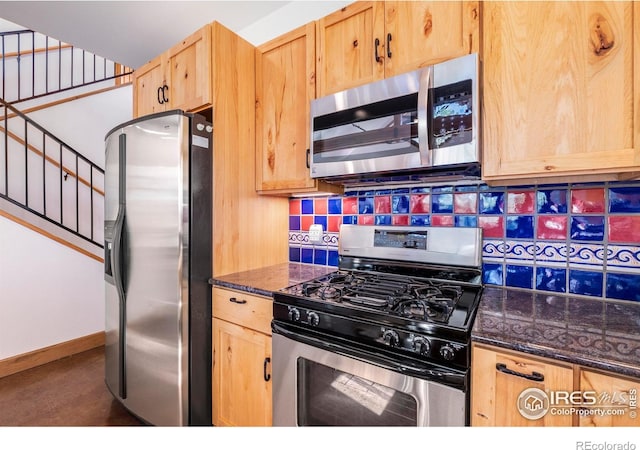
[108,112,191,426]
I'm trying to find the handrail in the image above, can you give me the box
[1,28,133,104]
[1,96,104,248]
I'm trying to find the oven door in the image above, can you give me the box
[272,323,466,427]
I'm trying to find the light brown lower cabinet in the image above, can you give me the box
[212,287,272,426]
[471,343,640,427]
[471,343,574,426]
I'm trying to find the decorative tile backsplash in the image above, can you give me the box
[288,181,640,303]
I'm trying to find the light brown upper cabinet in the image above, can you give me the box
[133,25,212,117]
[316,1,480,97]
[482,2,640,185]
[255,23,342,196]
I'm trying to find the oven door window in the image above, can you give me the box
[297,358,417,426]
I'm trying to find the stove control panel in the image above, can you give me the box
[275,303,469,368]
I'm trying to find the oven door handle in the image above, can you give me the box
[272,321,466,390]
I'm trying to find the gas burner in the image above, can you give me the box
[392,297,454,322]
[327,272,366,286]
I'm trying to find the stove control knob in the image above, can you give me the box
[382,329,400,347]
[307,312,320,327]
[288,308,301,322]
[412,337,431,355]
[440,345,456,361]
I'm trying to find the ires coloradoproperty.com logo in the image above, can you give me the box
[517,387,638,420]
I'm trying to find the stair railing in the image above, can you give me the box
[0,96,104,248]
[1,28,133,104]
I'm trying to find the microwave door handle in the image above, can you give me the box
[417,66,432,166]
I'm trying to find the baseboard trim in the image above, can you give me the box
[0,331,105,379]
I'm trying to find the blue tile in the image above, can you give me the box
[506,216,534,239]
[375,215,392,225]
[483,263,503,286]
[301,247,314,264]
[569,270,603,297]
[570,216,604,242]
[506,264,533,289]
[432,194,453,213]
[609,187,640,213]
[606,272,640,301]
[536,267,567,293]
[455,185,479,192]
[432,186,453,193]
[455,216,477,227]
[342,215,358,225]
[411,187,430,194]
[328,250,339,267]
[479,192,504,214]
[328,198,342,214]
[358,190,375,196]
[301,199,314,214]
[392,195,410,214]
[375,189,393,196]
[537,189,567,214]
[392,188,410,194]
[314,216,327,229]
[289,247,300,262]
[289,216,301,231]
[410,215,431,226]
[358,197,374,214]
[314,248,327,265]
[344,190,358,197]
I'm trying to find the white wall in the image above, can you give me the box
[238,0,352,46]
[0,84,131,360]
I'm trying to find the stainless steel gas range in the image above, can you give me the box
[272,225,483,426]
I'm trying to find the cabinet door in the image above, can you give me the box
[316,1,385,96]
[256,23,318,192]
[482,2,640,183]
[166,24,212,112]
[579,369,640,427]
[471,345,574,426]
[384,1,479,77]
[132,55,166,118]
[212,318,272,427]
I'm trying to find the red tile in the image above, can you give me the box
[454,193,477,214]
[609,216,640,243]
[392,215,409,226]
[431,215,453,227]
[537,216,568,240]
[328,215,342,232]
[507,191,535,214]
[301,215,314,231]
[314,198,327,214]
[479,216,504,238]
[374,196,391,214]
[359,215,374,225]
[289,199,301,215]
[410,194,430,213]
[571,188,605,213]
[343,197,358,215]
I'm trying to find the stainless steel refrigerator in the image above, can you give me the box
[104,110,212,426]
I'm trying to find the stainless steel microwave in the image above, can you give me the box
[310,53,480,185]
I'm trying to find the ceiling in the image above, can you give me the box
[0,1,293,68]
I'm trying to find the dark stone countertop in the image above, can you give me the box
[209,263,337,298]
[472,287,640,379]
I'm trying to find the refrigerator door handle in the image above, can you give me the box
[112,133,128,399]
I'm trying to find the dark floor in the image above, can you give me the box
[0,346,144,426]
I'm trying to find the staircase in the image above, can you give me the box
[0,26,132,260]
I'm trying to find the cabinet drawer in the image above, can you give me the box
[212,287,272,335]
